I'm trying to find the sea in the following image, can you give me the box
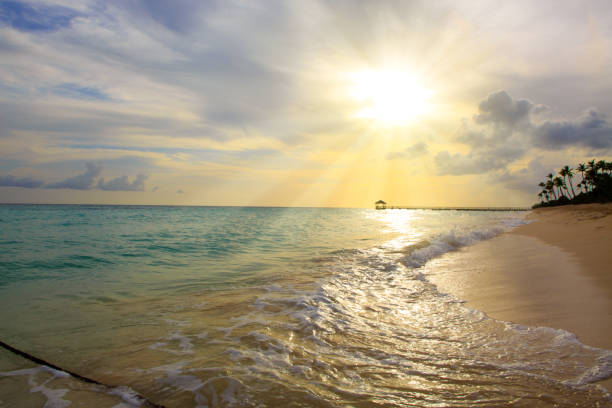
[0,204,610,407]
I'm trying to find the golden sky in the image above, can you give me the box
[1,0,611,207]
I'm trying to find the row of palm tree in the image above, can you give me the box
[535,159,612,207]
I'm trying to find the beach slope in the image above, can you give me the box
[425,203,612,388]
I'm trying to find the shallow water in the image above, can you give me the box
[0,205,610,407]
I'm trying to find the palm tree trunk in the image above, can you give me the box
[566,177,576,198]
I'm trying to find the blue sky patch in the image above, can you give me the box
[54,83,111,101]
[0,1,80,31]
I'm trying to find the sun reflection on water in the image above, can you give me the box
[369,208,426,250]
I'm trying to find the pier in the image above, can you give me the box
[374,201,529,211]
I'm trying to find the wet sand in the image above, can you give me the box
[424,203,612,389]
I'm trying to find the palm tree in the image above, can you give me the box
[585,167,598,191]
[553,176,567,199]
[586,160,598,191]
[576,163,587,191]
[534,158,612,206]
[546,179,557,200]
[560,165,576,198]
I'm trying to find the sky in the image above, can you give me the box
[0,0,611,207]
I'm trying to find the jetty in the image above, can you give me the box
[374,201,528,211]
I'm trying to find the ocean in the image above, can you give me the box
[0,205,610,407]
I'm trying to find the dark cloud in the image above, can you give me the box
[387,142,428,160]
[0,162,150,191]
[474,90,533,128]
[0,174,44,188]
[438,91,612,176]
[46,162,102,190]
[98,174,148,191]
[534,109,612,150]
[532,104,550,115]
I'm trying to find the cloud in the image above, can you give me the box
[387,142,428,160]
[0,174,45,188]
[114,0,215,34]
[46,162,102,189]
[97,174,148,191]
[0,1,80,32]
[435,144,526,175]
[438,90,612,176]
[53,83,111,101]
[0,162,151,191]
[488,158,550,194]
[534,109,612,150]
[474,90,533,128]
[1,1,612,206]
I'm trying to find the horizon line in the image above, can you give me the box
[0,202,531,211]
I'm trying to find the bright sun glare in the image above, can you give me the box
[350,70,432,125]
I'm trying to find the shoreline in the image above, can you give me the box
[508,204,612,349]
[425,203,612,390]
[511,203,612,303]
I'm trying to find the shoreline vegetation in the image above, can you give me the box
[533,159,612,208]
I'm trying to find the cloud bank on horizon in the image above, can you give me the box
[0,0,611,206]
[0,162,147,191]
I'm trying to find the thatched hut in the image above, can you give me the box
[375,200,387,210]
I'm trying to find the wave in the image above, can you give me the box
[399,225,511,268]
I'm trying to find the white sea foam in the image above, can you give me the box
[570,352,612,386]
[0,366,70,408]
[109,386,146,407]
[224,210,611,405]
[400,226,508,268]
[148,331,195,355]
[146,361,246,408]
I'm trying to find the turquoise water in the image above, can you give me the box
[1,206,386,291]
[0,205,610,407]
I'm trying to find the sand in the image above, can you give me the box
[424,203,612,390]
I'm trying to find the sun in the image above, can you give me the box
[349,70,432,126]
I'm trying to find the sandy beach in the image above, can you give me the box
[425,203,612,389]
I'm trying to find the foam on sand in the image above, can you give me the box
[425,203,612,390]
